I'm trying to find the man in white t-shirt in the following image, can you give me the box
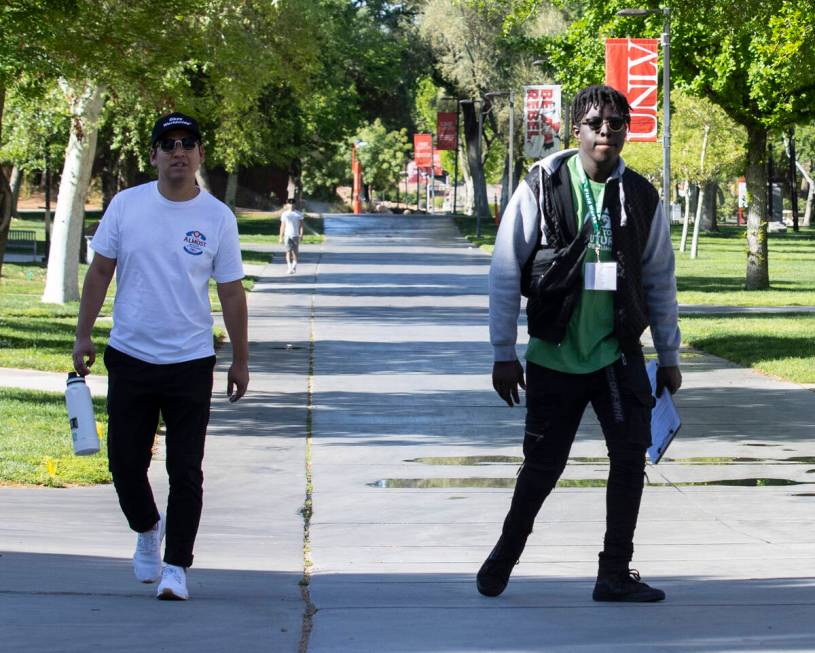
[72,112,249,601]
[278,202,304,274]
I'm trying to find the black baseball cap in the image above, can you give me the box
[151,112,202,145]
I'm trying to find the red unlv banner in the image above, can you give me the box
[413,133,433,168]
[605,38,659,142]
[436,112,458,151]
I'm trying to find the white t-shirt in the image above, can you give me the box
[281,210,304,239]
[91,181,244,364]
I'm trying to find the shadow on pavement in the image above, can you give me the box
[0,551,302,653]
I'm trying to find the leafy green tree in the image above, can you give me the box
[297,0,426,200]
[39,0,197,303]
[0,0,78,275]
[354,119,411,199]
[540,0,815,289]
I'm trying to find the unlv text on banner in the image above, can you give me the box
[605,38,659,142]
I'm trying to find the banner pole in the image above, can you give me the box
[453,104,460,215]
[662,9,672,211]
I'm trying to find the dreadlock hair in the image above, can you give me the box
[571,85,631,127]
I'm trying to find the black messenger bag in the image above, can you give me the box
[521,218,592,343]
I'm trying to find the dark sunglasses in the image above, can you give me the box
[581,116,627,133]
[157,137,198,152]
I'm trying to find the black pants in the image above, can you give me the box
[105,346,215,568]
[503,352,654,571]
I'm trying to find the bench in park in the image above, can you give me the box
[5,229,38,262]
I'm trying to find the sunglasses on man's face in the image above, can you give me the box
[157,137,198,152]
[580,116,627,133]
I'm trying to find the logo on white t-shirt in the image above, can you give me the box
[183,230,207,256]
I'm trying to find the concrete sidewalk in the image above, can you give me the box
[305,215,815,652]
[2,214,815,652]
[0,252,315,652]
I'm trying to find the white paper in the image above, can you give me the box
[584,261,617,291]
[645,360,682,464]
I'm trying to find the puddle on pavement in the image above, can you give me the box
[406,455,815,466]
[406,456,523,465]
[369,477,808,489]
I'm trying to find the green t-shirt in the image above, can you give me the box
[525,154,620,373]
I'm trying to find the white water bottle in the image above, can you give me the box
[65,373,100,456]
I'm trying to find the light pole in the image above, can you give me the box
[617,6,671,212]
[485,90,515,200]
[351,140,367,214]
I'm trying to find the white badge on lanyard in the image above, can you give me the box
[575,159,617,292]
[584,261,617,291]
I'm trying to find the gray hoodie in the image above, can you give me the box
[488,148,680,367]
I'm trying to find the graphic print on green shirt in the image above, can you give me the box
[525,154,620,374]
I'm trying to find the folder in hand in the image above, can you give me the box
[645,360,681,464]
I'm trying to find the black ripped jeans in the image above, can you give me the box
[502,352,654,571]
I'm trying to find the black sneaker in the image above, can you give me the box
[476,535,525,597]
[592,568,665,602]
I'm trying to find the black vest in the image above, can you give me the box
[521,159,659,350]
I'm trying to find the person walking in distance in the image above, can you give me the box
[278,201,304,274]
[72,112,249,600]
[479,85,681,602]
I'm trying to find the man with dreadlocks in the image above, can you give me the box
[478,84,681,602]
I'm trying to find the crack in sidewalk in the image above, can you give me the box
[299,261,320,653]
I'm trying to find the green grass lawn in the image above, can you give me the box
[0,388,110,486]
[3,211,276,371]
[0,261,113,373]
[453,216,815,385]
[0,210,290,487]
[0,259,241,373]
[679,313,815,384]
[673,226,815,306]
[453,217,815,307]
[453,215,498,253]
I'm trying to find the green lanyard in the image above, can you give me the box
[574,160,604,259]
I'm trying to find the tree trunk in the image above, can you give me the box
[42,80,105,304]
[224,171,238,209]
[745,124,769,290]
[0,84,12,277]
[690,183,704,259]
[679,180,694,252]
[9,166,22,219]
[460,139,474,216]
[700,180,718,231]
[0,172,12,278]
[795,161,813,227]
[460,102,489,220]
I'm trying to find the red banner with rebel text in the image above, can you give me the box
[413,133,433,168]
[605,38,659,142]
[436,112,458,151]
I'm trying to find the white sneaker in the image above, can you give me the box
[292,263,297,272]
[156,564,189,600]
[287,268,295,275]
[133,513,165,583]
